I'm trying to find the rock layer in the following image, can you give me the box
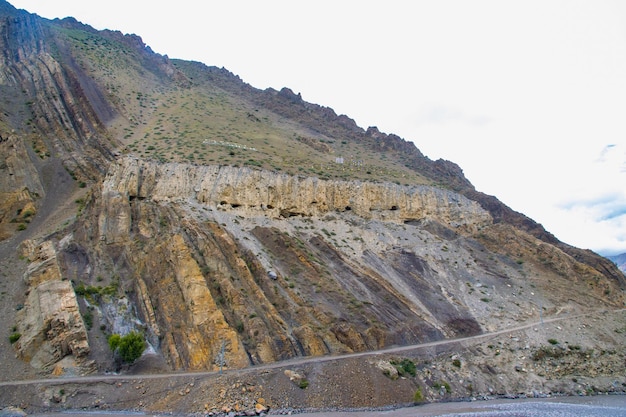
[103,157,491,231]
[15,241,89,370]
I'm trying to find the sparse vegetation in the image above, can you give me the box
[433,381,451,394]
[391,358,416,377]
[74,280,119,301]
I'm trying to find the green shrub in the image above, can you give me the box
[392,358,416,377]
[108,333,121,350]
[548,338,559,345]
[108,332,146,363]
[9,332,21,343]
[74,281,118,300]
[413,387,424,402]
[83,311,93,330]
[235,320,244,333]
[298,379,309,389]
[452,358,461,368]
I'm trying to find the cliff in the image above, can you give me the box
[9,156,621,376]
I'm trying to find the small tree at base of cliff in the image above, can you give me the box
[108,332,146,363]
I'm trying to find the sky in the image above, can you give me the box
[9,0,626,256]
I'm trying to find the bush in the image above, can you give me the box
[9,332,21,343]
[413,387,424,403]
[235,321,244,333]
[548,338,559,345]
[83,311,93,330]
[118,332,146,362]
[392,358,416,377]
[108,332,146,363]
[108,333,121,350]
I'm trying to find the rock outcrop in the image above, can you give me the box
[14,240,89,370]
[103,157,491,232]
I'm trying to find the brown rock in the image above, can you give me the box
[255,402,268,414]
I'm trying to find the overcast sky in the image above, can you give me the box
[10,0,626,256]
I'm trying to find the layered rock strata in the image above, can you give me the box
[14,240,89,370]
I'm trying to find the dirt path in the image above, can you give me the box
[1,307,619,388]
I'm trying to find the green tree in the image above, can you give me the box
[108,332,146,363]
[108,333,121,350]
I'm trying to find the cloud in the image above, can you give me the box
[596,143,626,172]
[560,192,626,221]
[553,191,626,255]
[413,104,492,127]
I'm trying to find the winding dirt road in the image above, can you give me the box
[1,308,616,388]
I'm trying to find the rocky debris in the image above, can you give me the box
[376,360,400,380]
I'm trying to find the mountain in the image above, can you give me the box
[608,253,626,274]
[0,1,625,414]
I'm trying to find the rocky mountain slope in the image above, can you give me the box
[0,1,624,413]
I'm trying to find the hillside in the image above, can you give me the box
[0,1,624,414]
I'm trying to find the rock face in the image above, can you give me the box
[15,240,89,370]
[103,157,491,231]
[12,157,489,373]
[0,134,44,240]
[11,157,611,374]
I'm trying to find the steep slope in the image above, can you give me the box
[0,1,624,410]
